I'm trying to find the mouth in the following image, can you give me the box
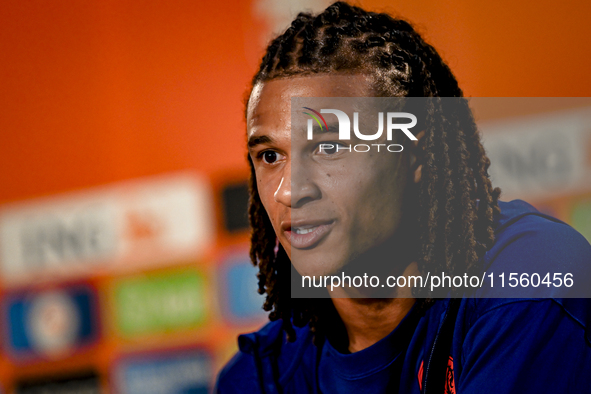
[282,220,335,249]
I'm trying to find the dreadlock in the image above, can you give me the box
[246,1,501,343]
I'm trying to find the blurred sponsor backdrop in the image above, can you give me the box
[1,0,590,392]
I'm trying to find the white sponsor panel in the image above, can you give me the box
[479,107,591,201]
[0,173,214,285]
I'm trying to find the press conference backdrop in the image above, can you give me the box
[1,0,591,393]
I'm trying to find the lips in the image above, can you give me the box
[282,219,335,249]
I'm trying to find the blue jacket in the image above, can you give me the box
[216,200,591,393]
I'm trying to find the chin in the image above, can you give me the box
[291,250,347,278]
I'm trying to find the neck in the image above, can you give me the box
[331,296,415,353]
[329,262,418,353]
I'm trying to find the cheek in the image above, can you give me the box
[257,175,272,209]
[350,155,408,230]
[256,172,281,225]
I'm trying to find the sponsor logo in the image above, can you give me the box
[4,285,98,360]
[481,108,591,200]
[219,251,267,323]
[572,199,591,243]
[0,173,213,285]
[112,268,207,337]
[114,349,212,394]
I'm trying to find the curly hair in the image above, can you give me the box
[246,1,501,343]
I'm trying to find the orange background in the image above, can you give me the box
[1,0,590,391]
[2,0,591,206]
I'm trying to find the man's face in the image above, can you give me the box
[247,74,411,277]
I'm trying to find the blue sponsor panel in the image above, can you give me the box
[114,349,212,394]
[219,251,267,323]
[4,285,98,360]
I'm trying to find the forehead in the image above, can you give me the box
[246,74,374,137]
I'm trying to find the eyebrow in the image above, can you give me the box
[316,123,339,135]
[303,123,339,139]
[248,135,273,149]
[247,123,340,149]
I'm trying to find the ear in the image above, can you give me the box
[409,130,425,184]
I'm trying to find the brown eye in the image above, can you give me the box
[263,151,277,163]
[322,145,337,154]
[262,151,282,164]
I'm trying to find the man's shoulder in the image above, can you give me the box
[215,346,261,393]
[460,199,591,338]
[480,199,591,298]
[215,320,283,390]
[461,297,591,332]
[215,319,316,392]
[492,199,591,260]
[452,297,591,392]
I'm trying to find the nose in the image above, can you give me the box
[274,159,321,208]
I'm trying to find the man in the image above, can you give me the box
[217,2,591,392]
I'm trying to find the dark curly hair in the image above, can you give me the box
[246,1,501,343]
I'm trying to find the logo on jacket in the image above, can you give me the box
[417,356,455,394]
